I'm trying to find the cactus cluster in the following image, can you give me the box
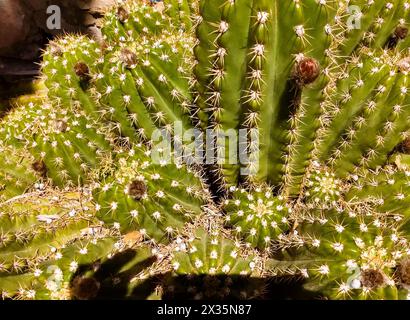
[1,0,410,300]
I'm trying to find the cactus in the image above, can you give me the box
[0,146,41,202]
[315,49,410,179]
[69,245,157,300]
[1,0,410,300]
[41,3,197,145]
[290,207,410,300]
[0,187,160,300]
[167,227,264,299]
[93,144,210,244]
[0,100,114,188]
[222,184,290,250]
[193,0,340,188]
[0,189,119,299]
[193,0,410,191]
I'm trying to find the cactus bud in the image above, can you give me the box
[293,57,320,86]
[49,43,63,57]
[387,26,409,48]
[128,180,147,200]
[395,26,409,40]
[361,269,385,289]
[32,160,47,177]
[74,62,91,83]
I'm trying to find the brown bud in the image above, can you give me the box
[53,120,68,133]
[71,276,100,300]
[128,180,147,200]
[117,6,129,23]
[395,26,409,40]
[294,57,320,86]
[120,48,138,68]
[74,62,91,83]
[361,269,385,289]
[387,26,409,49]
[32,160,47,177]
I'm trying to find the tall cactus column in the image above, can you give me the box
[194,0,337,191]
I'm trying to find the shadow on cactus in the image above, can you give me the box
[69,247,159,300]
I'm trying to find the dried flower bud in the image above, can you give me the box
[387,26,409,49]
[395,26,409,40]
[361,269,385,289]
[32,160,47,177]
[49,43,63,57]
[293,57,320,86]
[128,180,147,200]
[74,62,91,83]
